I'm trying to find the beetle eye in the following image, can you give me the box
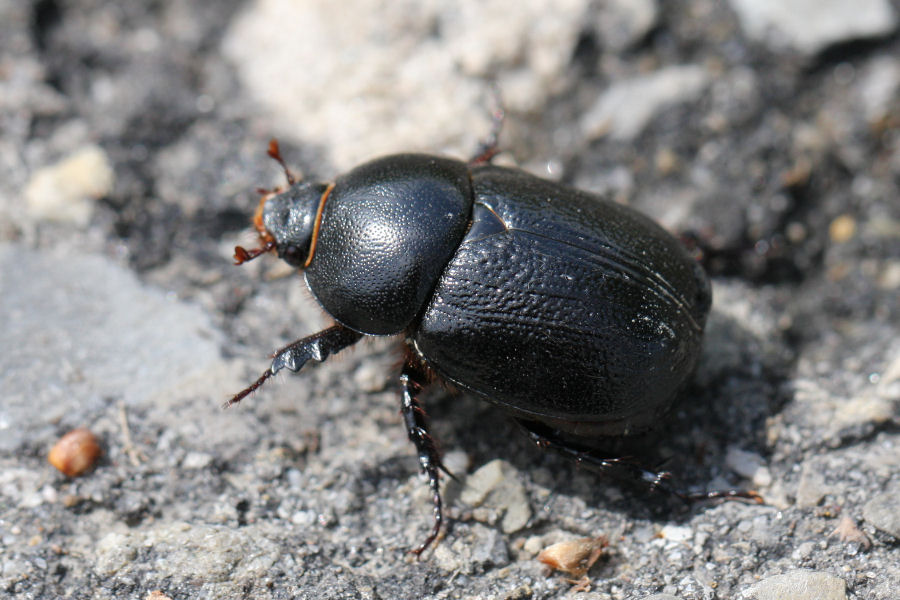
[280,244,307,267]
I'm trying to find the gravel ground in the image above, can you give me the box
[1,1,899,599]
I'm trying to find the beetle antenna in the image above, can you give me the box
[234,241,276,265]
[267,138,297,186]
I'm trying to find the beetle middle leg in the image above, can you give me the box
[399,356,454,555]
[225,324,363,408]
[517,420,761,504]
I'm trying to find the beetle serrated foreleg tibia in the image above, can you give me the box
[224,324,362,409]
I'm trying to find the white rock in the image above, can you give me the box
[726,447,773,487]
[182,451,213,470]
[659,524,693,544]
[859,56,900,123]
[223,0,589,169]
[728,0,898,55]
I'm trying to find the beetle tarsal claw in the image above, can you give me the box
[223,368,274,408]
[438,463,459,482]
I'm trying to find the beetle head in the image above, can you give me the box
[234,182,330,268]
[261,182,330,267]
[234,139,332,268]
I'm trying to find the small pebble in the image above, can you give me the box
[829,214,857,243]
[461,459,531,533]
[726,447,772,487]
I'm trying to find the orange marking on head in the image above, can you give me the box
[303,183,334,268]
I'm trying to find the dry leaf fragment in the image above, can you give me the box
[831,514,871,550]
[537,536,608,578]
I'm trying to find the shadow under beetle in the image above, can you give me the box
[228,136,758,555]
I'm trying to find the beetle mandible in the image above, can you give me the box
[228,136,719,555]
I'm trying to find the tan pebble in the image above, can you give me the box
[48,428,101,477]
[829,214,856,243]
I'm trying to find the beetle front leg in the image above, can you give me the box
[399,358,450,555]
[225,324,363,408]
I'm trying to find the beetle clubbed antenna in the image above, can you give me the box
[233,240,276,265]
[267,138,297,186]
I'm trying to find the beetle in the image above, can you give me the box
[227,137,746,555]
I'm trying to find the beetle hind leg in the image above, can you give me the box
[468,88,505,166]
[399,357,450,555]
[517,420,762,505]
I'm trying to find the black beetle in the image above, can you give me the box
[229,139,734,554]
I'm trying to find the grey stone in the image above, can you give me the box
[432,523,510,574]
[94,522,281,582]
[863,487,900,539]
[796,459,829,508]
[786,333,898,446]
[858,57,900,123]
[742,570,847,600]
[461,459,532,534]
[581,65,710,141]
